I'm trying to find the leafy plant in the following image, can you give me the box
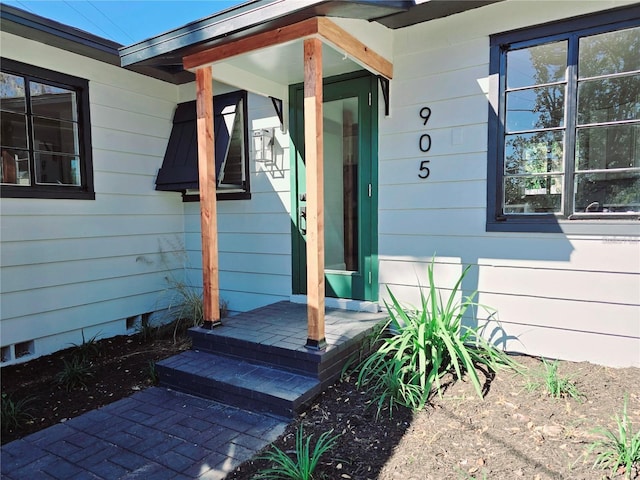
[147,360,159,385]
[526,358,582,399]
[1,393,33,433]
[356,259,518,416]
[158,238,228,342]
[55,357,94,391]
[256,426,341,480]
[69,330,101,362]
[588,396,640,479]
[165,277,229,342]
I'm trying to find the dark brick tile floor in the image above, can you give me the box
[1,387,287,480]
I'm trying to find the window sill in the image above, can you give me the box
[0,186,95,200]
[487,215,640,235]
[182,191,251,202]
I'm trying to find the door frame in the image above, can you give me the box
[290,71,379,302]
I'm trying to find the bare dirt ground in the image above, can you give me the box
[228,355,640,480]
[2,333,639,480]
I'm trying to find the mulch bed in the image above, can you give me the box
[227,355,640,480]
[2,333,639,479]
[1,331,189,445]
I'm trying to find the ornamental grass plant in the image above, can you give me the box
[1,393,33,433]
[526,358,582,400]
[356,259,518,416]
[256,426,341,480]
[588,396,640,479]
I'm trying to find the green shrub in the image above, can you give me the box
[164,277,229,342]
[526,358,582,399]
[55,357,94,391]
[588,396,640,479]
[147,360,159,385]
[256,426,341,480]
[1,393,33,433]
[357,259,518,416]
[69,330,101,362]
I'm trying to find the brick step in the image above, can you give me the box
[189,325,369,383]
[156,350,321,419]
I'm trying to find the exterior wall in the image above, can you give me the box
[0,32,184,365]
[379,0,640,367]
[179,84,292,315]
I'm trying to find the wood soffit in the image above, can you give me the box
[182,17,393,80]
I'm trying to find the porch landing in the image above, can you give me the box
[156,301,387,418]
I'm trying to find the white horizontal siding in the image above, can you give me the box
[0,233,185,267]
[182,92,293,314]
[379,0,640,366]
[379,234,640,274]
[380,153,487,185]
[0,32,183,364]
[380,260,639,307]
[479,319,640,368]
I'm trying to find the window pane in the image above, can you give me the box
[35,153,81,185]
[324,96,359,272]
[219,100,244,187]
[1,148,30,185]
[507,41,567,89]
[0,72,26,113]
[577,74,640,125]
[579,26,640,79]
[1,111,28,148]
[576,124,640,171]
[32,117,79,155]
[504,175,563,213]
[506,86,565,132]
[505,131,563,175]
[574,171,640,213]
[30,82,77,122]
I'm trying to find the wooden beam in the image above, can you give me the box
[317,17,393,80]
[184,18,319,71]
[304,37,326,350]
[183,17,392,80]
[195,66,221,328]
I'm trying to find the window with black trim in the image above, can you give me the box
[1,59,94,199]
[156,90,250,201]
[487,8,639,232]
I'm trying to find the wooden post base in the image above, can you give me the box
[305,337,327,350]
[202,320,223,330]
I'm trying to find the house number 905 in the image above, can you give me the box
[418,107,431,179]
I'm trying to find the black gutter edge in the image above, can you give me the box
[119,0,411,68]
[0,3,192,84]
[119,0,323,67]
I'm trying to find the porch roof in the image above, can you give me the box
[118,0,501,83]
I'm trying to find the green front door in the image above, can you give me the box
[291,72,378,301]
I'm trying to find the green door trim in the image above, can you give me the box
[289,71,379,301]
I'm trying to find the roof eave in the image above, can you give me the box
[0,3,194,84]
[119,0,411,68]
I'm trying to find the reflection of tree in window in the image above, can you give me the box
[502,24,639,215]
[575,26,639,213]
[504,41,567,213]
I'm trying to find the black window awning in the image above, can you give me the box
[156,90,245,192]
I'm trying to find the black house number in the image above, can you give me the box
[418,107,431,179]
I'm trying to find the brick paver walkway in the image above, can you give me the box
[1,387,288,479]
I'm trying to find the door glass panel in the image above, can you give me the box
[323,97,358,272]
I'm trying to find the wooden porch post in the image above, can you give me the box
[303,38,326,349]
[195,66,221,328]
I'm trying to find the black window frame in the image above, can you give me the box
[487,6,640,234]
[1,58,95,200]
